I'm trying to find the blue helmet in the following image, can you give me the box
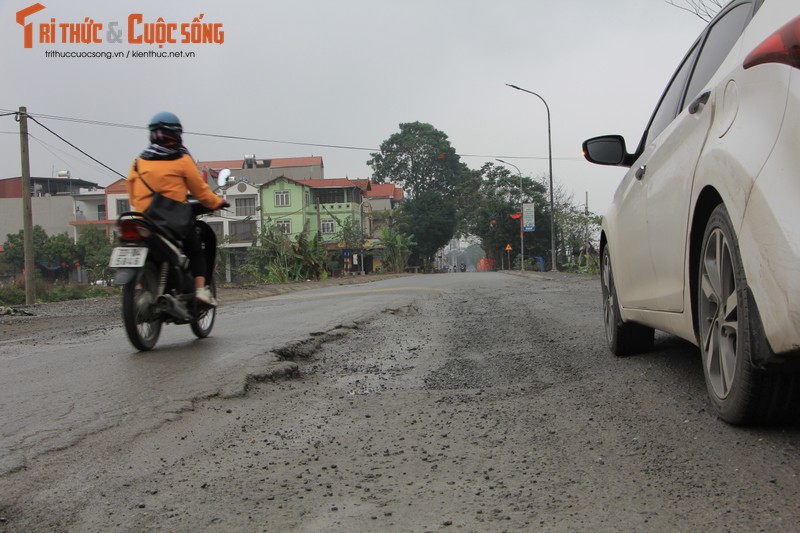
[148,111,182,133]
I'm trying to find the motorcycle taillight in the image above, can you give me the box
[118,219,151,241]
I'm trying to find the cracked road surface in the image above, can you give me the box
[1,272,799,532]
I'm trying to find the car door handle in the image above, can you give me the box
[635,165,646,180]
[688,91,711,114]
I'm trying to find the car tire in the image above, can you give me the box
[601,245,655,356]
[698,204,800,425]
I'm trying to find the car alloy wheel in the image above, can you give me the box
[698,218,738,400]
[600,245,654,356]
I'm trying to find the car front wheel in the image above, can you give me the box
[600,245,654,356]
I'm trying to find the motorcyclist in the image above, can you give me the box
[127,112,228,306]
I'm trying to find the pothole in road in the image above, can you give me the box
[273,323,359,360]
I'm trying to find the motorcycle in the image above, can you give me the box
[109,171,230,351]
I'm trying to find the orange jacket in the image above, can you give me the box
[127,154,223,213]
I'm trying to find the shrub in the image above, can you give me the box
[0,282,25,306]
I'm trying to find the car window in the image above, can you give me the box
[643,43,700,148]
[683,3,752,108]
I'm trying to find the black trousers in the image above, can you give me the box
[184,223,206,279]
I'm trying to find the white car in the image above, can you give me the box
[582,0,800,424]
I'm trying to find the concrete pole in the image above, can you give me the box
[18,107,36,305]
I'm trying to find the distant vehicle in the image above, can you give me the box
[582,0,800,424]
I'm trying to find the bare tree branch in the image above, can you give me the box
[665,0,728,22]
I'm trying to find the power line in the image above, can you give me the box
[28,133,114,179]
[1,109,579,163]
[25,114,128,179]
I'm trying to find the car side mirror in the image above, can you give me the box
[582,135,631,167]
[217,169,232,188]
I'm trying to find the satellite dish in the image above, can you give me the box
[217,169,232,188]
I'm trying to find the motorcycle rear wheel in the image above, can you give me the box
[190,279,216,339]
[122,262,162,351]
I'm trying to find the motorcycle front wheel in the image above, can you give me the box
[122,262,162,351]
[190,278,216,339]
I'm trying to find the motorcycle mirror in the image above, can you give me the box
[217,169,232,188]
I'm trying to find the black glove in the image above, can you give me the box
[219,198,230,209]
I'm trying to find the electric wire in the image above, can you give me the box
[1,109,580,164]
[25,115,128,179]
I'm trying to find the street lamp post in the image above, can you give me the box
[496,158,524,272]
[506,83,557,271]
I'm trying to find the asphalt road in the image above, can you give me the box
[1,271,799,532]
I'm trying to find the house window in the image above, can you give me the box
[229,221,256,243]
[235,197,256,217]
[322,219,335,233]
[276,219,291,234]
[116,199,130,215]
[316,189,345,205]
[97,204,107,221]
[207,221,224,242]
[275,190,290,207]
[305,191,311,207]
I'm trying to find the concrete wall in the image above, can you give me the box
[0,196,75,241]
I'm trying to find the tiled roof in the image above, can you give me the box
[364,182,405,201]
[106,178,128,193]
[196,159,244,170]
[271,156,323,168]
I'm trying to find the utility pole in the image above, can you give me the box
[18,107,36,305]
[585,191,590,251]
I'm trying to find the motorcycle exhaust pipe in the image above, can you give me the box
[155,294,191,321]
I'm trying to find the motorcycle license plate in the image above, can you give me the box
[109,247,148,268]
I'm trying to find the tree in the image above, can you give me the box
[336,215,365,253]
[77,227,114,284]
[368,122,479,267]
[377,226,415,273]
[549,182,601,269]
[43,233,77,267]
[368,122,468,199]
[666,0,728,22]
[395,190,457,271]
[2,226,49,271]
[466,163,549,269]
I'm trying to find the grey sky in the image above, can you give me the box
[1,0,706,215]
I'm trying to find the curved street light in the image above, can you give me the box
[496,158,524,272]
[506,83,557,271]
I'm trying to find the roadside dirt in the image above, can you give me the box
[0,273,409,344]
[1,272,799,532]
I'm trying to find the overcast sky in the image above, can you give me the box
[1,0,707,215]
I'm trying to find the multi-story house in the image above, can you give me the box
[197,156,324,185]
[0,155,404,280]
[0,175,104,242]
[198,155,402,277]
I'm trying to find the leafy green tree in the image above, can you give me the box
[240,222,291,283]
[395,190,456,271]
[467,163,549,268]
[377,226,415,273]
[368,122,467,199]
[336,215,365,252]
[368,122,479,266]
[293,231,326,280]
[239,221,327,283]
[77,227,114,284]
[43,233,76,267]
[2,226,49,272]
